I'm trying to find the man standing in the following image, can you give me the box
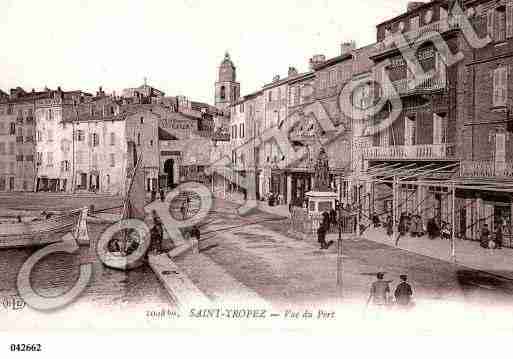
[180,201,187,220]
[480,223,490,248]
[394,275,413,308]
[367,272,390,307]
[149,217,164,255]
[317,218,328,249]
[159,188,165,202]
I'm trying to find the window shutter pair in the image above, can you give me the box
[487,9,495,40]
[507,2,513,39]
[493,66,508,107]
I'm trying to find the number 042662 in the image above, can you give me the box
[10,344,42,352]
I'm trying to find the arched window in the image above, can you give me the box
[220,86,226,100]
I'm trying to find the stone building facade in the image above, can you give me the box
[364,0,461,226]
[457,0,513,239]
[0,89,39,192]
[35,94,126,194]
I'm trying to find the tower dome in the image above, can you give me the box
[218,52,236,82]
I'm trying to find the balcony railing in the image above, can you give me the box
[382,74,446,98]
[374,17,463,55]
[460,161,513,178]
[362,143,455,160]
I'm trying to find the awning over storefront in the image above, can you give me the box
[364,162,513,193]
[365,162,459,181]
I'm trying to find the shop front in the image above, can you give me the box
[290,171,312,206]
[270,169,288,204]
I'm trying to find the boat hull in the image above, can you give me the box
[0,213,80,249]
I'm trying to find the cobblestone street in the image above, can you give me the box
[174,198,513,313]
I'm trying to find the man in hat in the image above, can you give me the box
[394,275,413,308]
[367,272,390,307]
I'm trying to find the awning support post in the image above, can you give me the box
[451,182,456,262]
[392,176,397,230]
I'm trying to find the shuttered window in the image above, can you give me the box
[487,9,495,41]
[496,6,506,42]
[495,133,506,163]
[493,66,508,107]
[489,6,508,42]
[507,2,513,38]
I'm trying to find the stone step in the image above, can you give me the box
[148,253,211,310]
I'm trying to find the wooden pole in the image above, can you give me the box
[392,176,397,230]
[451,182,456,261]
[337,203,343,299]
[357,179,361,236]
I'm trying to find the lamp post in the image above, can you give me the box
[337,200,343,299]
[337,200,358,300]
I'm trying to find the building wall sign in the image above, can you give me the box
[161,151,181,156]
[159,118,193,130]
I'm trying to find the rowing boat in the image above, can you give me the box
[0,209,83,249]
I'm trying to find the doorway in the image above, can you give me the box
[164,159,175,188]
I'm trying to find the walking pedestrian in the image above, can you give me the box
[372,214,381,228]
[191,225,200,241]
[394,275,414,309]
[494,224,503,249]
[427,217,439,239]
[480,223,490,248]
[410,214,420,237]
[386,215,393,236]
[151,189,156,202]
[317,214,333,249]
[441,221,451,240]
[330,208,337,228]
[317,219,327,249]
[367,272,391,307]
[159,188,165,202]
[180,200,187,220]
[149,217,164,255]
[395,213,407,247]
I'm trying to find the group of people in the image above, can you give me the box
[266,192,284,207]
[479,222,505,249]
[379,212,454,246]
[367,272,414,309]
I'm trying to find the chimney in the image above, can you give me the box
[407,1,426,12]
[340,41,356,55]
[273,74,280,82]
[288,66,298,77]
[309,54,326,70]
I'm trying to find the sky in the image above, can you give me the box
[0,0,412,104]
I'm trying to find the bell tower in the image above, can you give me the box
[215,52,240,110]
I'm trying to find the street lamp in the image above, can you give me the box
[337,200,357,300]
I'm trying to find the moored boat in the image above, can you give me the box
[0,209,84,249]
